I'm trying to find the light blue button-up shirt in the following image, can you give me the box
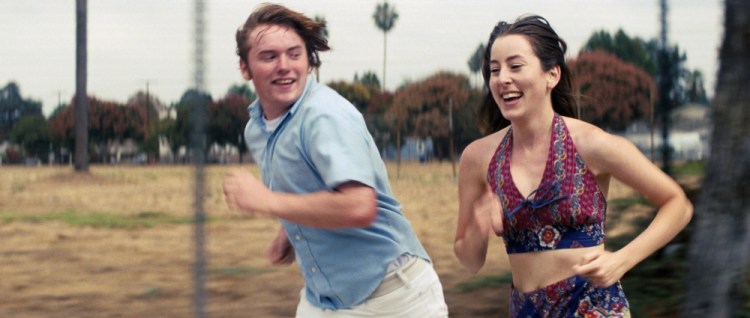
[244,76,430,309]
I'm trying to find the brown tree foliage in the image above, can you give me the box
[48,96,140,160]
[569,50,656,131]
[390,71,470,139]
[208,93,250,147]
[126,91,165,139]
[327,80,373,112]
[48,101,76,149]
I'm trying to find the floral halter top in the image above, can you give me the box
[488,113,606,254]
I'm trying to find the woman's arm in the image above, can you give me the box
[572,124,693,286]
[454,138,504,274]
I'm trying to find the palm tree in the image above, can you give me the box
[683,0,750,316]
[467,43,485,89]
[373,1,398,92]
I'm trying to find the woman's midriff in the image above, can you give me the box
[508,244,604,293]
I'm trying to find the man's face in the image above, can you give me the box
[240,24,310,119]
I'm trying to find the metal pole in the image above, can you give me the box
[191,98,207,318]
[192,0,207,316]
[448,97,456,179]
[192,107,206,317]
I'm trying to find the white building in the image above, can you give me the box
[621,104,711,161]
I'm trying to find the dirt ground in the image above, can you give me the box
[0,163,640,317]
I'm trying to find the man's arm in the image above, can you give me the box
[223,169,377,228]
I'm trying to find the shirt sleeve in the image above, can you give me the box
[301,109,377,190]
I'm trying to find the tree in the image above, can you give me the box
[682,69,709,105]
[0,82,43,140]
[48,103,76,155]
[373,1,398,92]
[569,50,656,131]
[127,91,164,136]
[388,72,470,174]
[88,98,115,162]
[9,114,50,162]
[467,43,485,88]
[127,90,164,161]
[454,88,484,154]
[223,83,255,162]
[580,29,657,76]
[327,80,372,113]
[579,26,696,173]
[171,89,213,162]
[358,71,381,90]
[580,28,706,106]
[365,89,393,158]
[683,0,750,316]
[208,92,250,150]
[48,96,140,163]
[227,83,256,101]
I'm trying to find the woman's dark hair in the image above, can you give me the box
[478,15,578,134]
[235,3,330,68]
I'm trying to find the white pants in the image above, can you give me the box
[295,258,449,318]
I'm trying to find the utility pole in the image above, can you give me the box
[74,0,89,172]
[658,0,673,175]
[145,81,151,163]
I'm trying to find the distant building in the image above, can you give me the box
[382,137,434,162]
[621,103,711,161]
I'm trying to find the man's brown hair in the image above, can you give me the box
[236,3,330,68]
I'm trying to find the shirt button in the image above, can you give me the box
[295,235,301,240]
[311,267,317,273]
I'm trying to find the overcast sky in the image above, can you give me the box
[0,0,723,116]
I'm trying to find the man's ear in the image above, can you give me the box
[239,59,252,81]
[547,65,561,90]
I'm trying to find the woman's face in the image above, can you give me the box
[488,34,559,121]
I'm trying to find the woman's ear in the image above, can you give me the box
[547,65,561,90]
[239,59,253,81]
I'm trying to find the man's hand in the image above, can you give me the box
[267,228,295,265]
[223,169,274,215]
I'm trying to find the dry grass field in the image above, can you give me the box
[0,162,641,317]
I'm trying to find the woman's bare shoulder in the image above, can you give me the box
[561,116,642,174]
[461,128,508,164]
[560,116,614,153]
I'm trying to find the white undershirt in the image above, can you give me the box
[263,115,283,132]
[386,253,416,273]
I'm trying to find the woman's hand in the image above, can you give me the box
[572,249,629,287]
